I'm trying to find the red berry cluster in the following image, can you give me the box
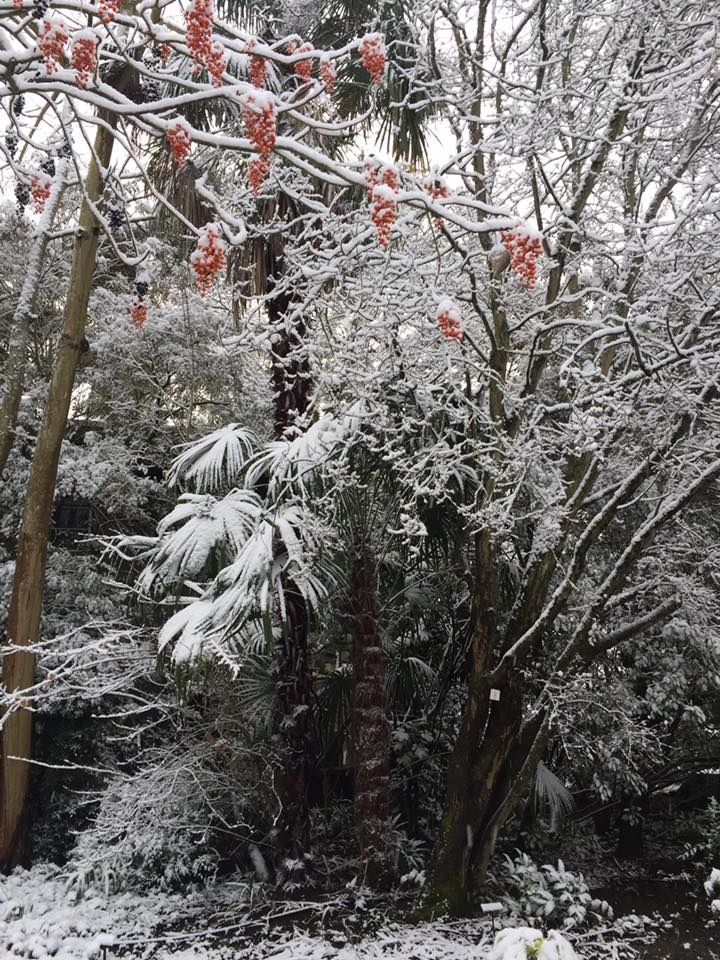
[320,55,336,94]
[160,42,171,65]
[365,157,398,246]
[13,0,23,10]
[98,0,120,24]
[437,298,463,341]
[370,186,397,247]
[293,41,313,81]
[424,176,450,229]
[247,40,267,87]
[185,0,213,74]
[190,223,227,296]
[30,172,52,214]
[38,16,69,74]
[167,119,192,167]
[207,40,226,86]
[364,156,398,197]
[241,91,276,192]
[131,299,148,328]
[500,226,542,288]
[248,155,271,196]
[241,92,276,153]
[359,33,386,85]
[71,30,97,88]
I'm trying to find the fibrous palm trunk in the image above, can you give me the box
[350,540,390,885]
[0,108,121,872]
[265,249,313,880]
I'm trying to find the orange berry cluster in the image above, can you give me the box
[185,0,213,74]
[30,172,52,214]
[364,156,398,197]
[38,16,69,74]
[247,41,267,87]
[190,223,227,296]
[13,0,23,9]
[131,299,148,328]
[207,40,226,86]
[167,119,192,167]
[294,41,314,81]
[370,186,397,246]
[365,157,398,246]
[241,91,276,192]
[71,30,97,88]
[359,33,386,85]
[98,0,120,24]
[437,299,463,341]
[248,155,271,195]
[425,176,450,229]
[500,227,542,288]
[320,55,336,94]
[241,92,276,153]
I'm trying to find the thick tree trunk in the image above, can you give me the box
[0,119,118,873]
[426,670,523,915]
[273,579,312,879]
[350,541,390,885]
[266,249,313,877]
[0,174,67,480]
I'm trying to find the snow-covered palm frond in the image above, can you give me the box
[158,599,214,664]
[531,761,576,830]
[246,409,360,496]
[139,490,262,591]
[168,424,257,491]
[203,503,331,635]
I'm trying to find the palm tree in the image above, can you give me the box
[142,0,437,880]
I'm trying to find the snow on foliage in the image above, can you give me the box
[488,928,577,960]
[169,424,257,491]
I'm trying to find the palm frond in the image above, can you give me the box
[531,761,576,830]
[169,424,258,491]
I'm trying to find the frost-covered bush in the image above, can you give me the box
[489,928,578,960]
[499,853,613,931]
[70,763,222,893]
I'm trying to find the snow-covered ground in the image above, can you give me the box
[0,864,656,960]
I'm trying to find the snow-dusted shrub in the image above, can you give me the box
[499,853,612,931]
[70,765,221,893]
[488,927,578,960]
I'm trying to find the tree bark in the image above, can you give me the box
[350,540,390,885]
[265,247,313,878]
[273,579,312,878]
[0,173,67,480]
[425,669,523,915]
[0,112,120,872]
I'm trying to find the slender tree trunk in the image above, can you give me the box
[0,117,118,872]
[0,173,67,480]
[350,540,390,885]
[266,248,313,878]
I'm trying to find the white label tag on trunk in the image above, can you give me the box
[490,688,501,701]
